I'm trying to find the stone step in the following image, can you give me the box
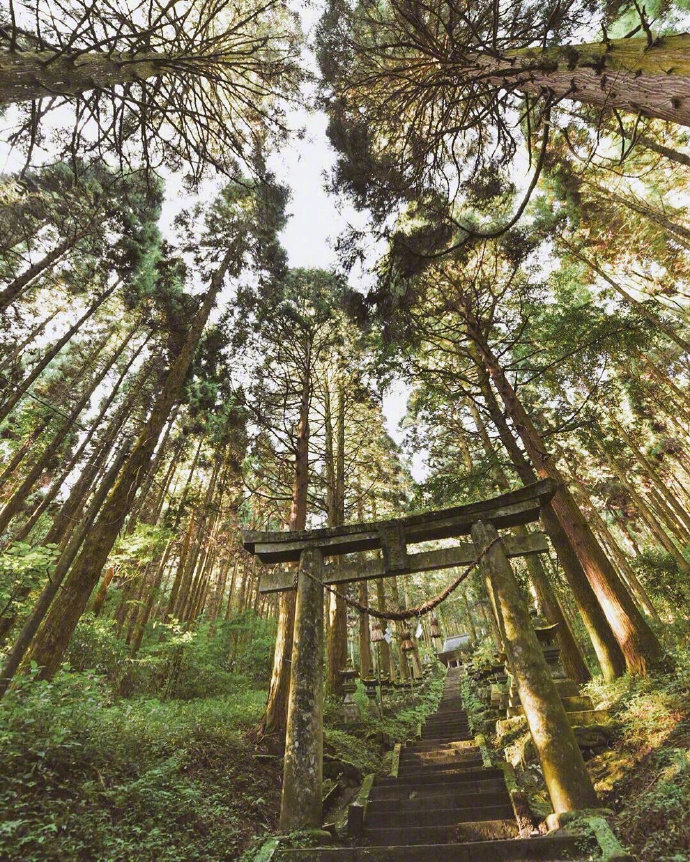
[404,739,477,752]
[419,733,474,743]
[367,789,511,814]
[369,776,507,801]
[423,725,471,734]
[363,818,518,845]
[397,760,487,780]
[402,745,479,756]
[376,765,505,786]
[421,726,471,737]
[275,833,592,860]
[400,747,481,768]
[365,803,515,828]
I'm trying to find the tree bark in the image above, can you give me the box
[0,49,170,105]
[472,521,599,814]
[325,381,347,697]
[0,443,130,696]
[0,331,116,538]
[476,366,625,679]
[13,327,143,542]
[44,357,151,549]
[375,578,393,679]
[260,344,312,735]
[494,35,690,127]
[471,328,666,675]
[25,252,233,679]
[470,400,592,682]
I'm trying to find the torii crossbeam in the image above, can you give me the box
[242,478,599,832]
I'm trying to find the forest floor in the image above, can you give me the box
[489,634,690,862]
[0,661,443,861]
[587,644,690,861]
[2,634,687,861]
[0,671,282,860]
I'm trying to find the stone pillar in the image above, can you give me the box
[279,547,324,831]
[471,521,599,814]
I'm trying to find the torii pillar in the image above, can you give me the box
[472,521,599,813]
[279,547,324,831]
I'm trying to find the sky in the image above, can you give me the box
[265,107,420,473]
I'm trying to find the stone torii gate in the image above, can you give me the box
[242,479,598,832]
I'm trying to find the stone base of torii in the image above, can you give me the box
[242,480,599,832]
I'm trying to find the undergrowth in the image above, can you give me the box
[585,641,690,861]
[0,670,276,861]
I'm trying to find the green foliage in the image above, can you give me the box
[323,666,445,776]
[0,671,271,861]
[630,548,690,611]
[0,543,58,617]
[66,614,128,675]
[61,611,276,701]
[110,525,171,572]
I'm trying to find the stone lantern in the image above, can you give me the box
[533,620,566,680]
[361,676,381,716]
[430,615,442,641]
[339,658,360,723]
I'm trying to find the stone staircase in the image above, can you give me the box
[276,666,595,860]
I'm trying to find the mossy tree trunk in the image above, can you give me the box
[261,350,312,735]
[471,401,591,683]
[476,368,625,680]
[494,35,690,127]
[0,50,169,105]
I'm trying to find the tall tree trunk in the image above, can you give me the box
[497,35,690,127]
[0,49,176,104]
[375,578,393,680]
[388,576,411,681]
[607,122,690,168]
[43,357,152,549]
[560,243,690,353]
[0,443,131,696]
[0,234,80,310]
[125,404,180,533]
[91,567,115,616]
[470,326,666,675]
[596,441,690,575]
[0,331,117,538]
[162,437,204,621]
[0,309,58,371]
[325,380,348,698]
[610,415,690,537]
[470,401,592,683]
[476,367,625,680]
[260,346,312,735]
[559,453,662,623]
[0,422,48,490]
[13,326,143,542]
[25,252,234,679]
